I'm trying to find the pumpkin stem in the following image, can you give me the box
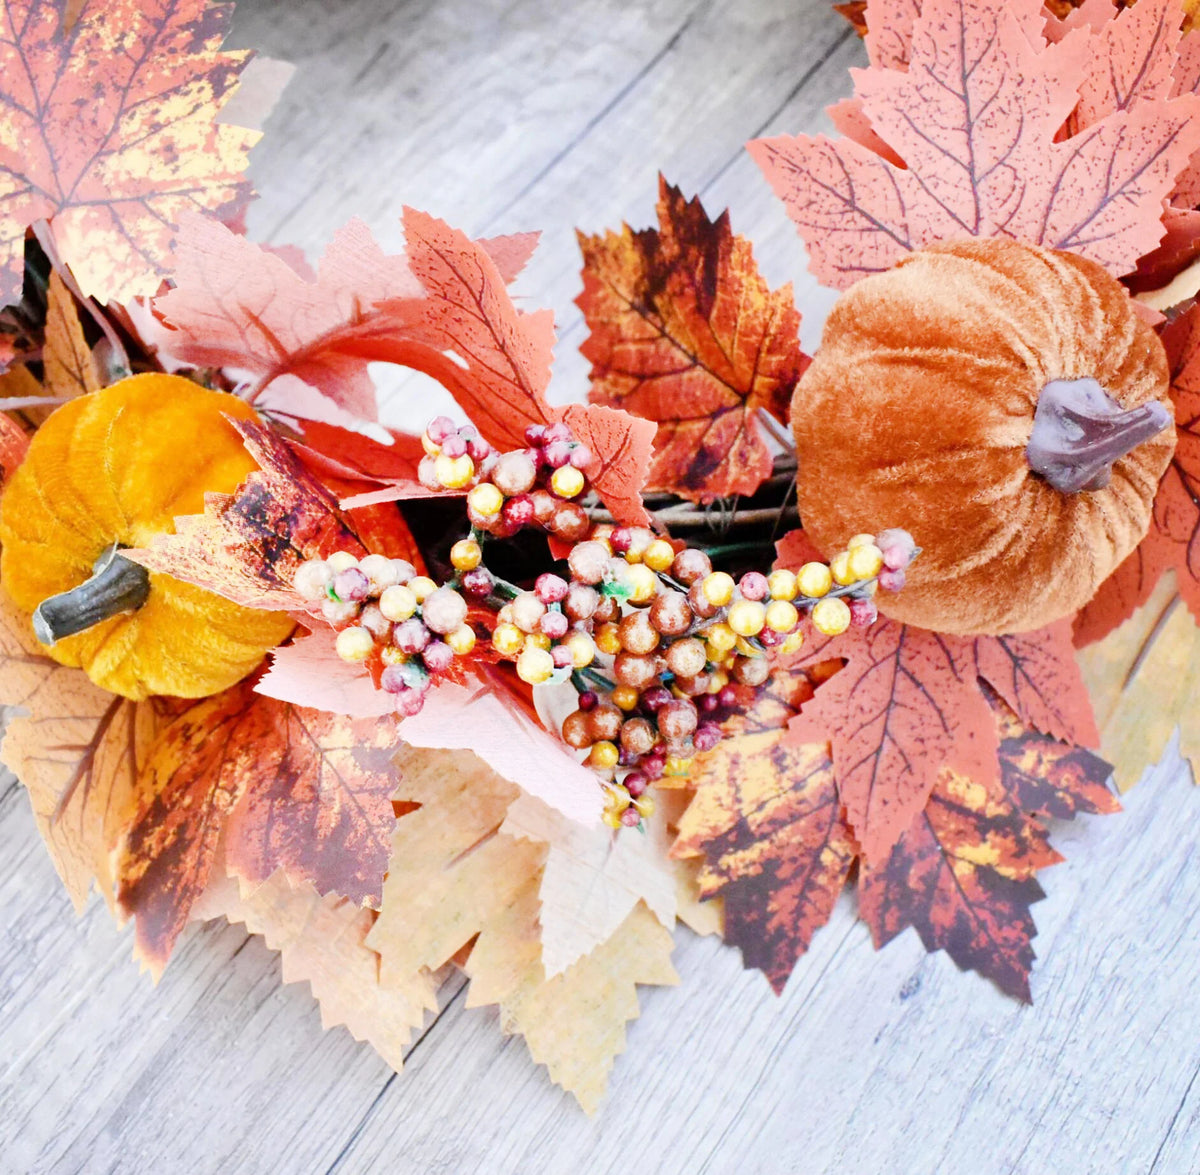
[32,542,151,646]
[1027,377,1173,493]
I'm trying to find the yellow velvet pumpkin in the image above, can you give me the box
[0,374,294,699]
[792,239,1176,635]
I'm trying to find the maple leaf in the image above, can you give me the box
[0,592,170,907]
[125,416,364,611]
[0,0,262,306]
[366,746,677,1112]
[577,176,808,501]
[858,698,1116,1001]
[398,678,603,825]
[116,678,399,974]
[501,791,676,978]
[43,270,98,400]
[557,402,656,530]
[751,0,1200,287]
[672,667,857,994]
[257,627,398,719]
[194,868,439,1070]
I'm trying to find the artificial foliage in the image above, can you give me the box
[0,0,1198,1113]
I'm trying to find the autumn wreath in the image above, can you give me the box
[0,0,1197,1112]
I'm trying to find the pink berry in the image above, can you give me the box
[699,694,719,712]
[641,686,671,711]
[883,546,909,571]
[544,422,572,444]
[380,665,408,694]
[552,645,574,669]
[502,494,536,529]
[440,434,468,459]
[718,686,738,709]
[333,567,370,603]
[739,572,768,601]
[609,527,632,554]
[620,807,641,827]
[850,599,879,627]
[467,436,492,462]
[624,771,648,798]
[418,455,441,491]
[536,573,569,604]
[578,690,598,712]
[422,640,455,675]
[396,688,427,717]
[758,625,784,647]
[461,568,494,597]
[879,568,906,593]
[569,444,593,470]
[694,723,721,753]
[542,439,573,469]
[540,610,569,640]
[641,754,665,780]
[426,416,456,444]
[524,424,547,446]
[393,619,430,654]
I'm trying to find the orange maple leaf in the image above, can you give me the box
[858,696,1117,1002]
[117,677,399,974]
[753,0,1200,287]
[0,0,262,306]
[672,667,857,994]
[1076,300,1200,641]
[577,176,808,502]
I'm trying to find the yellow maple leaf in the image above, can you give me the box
[367,746,678,1112]
[44,271,100,400]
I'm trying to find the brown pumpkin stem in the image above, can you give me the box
[1026,377,1173,493]
[32,542,150,646]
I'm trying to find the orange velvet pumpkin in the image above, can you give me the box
[0,374,294,699]
[792,239,1176,635]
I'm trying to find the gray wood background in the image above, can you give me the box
[2,1,1199,1171]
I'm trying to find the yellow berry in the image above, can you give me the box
[707,668,729,693]
[643,539,675,572]
[727,599,765,637]
[550,465,586,499]
[812,597,852,636]
[516,645,555,684]
[625,563,658,605]
[327,551,359,574]
[450,538,482,571]
[602,808,623,829]
[565,630,596,668]
[589,740,620,770]
[379,584,417,622]
[848,542,885,581]
[830,552,856,587]
[421,432,441,456]
[797,561,833,598]
[381,645,406,666]
[623,529,654,563]
[612,685,640,710]
[335,626,374,662]
[492,622,525,657]
[409,575,438,602]
[702,571,735,608]
[780,628,806,655]
[525,631,552,651]
[467,482,504,517]
[847,533,877,550]
[595,621,622,656]
[446,624,476,655]
[606,783,632,809]
[435,452,475,489]
[664,755,693,777]
[633,793,656,818]
[767,569,798,601]
[704,622,737,653]
[765,599,799,633]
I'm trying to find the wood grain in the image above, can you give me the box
[1,0,1198,1171]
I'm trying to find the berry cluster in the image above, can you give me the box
[294,417,915,831]
[294,551,475,716]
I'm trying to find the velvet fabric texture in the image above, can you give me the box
[792,239,1175,635]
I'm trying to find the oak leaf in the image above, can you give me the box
[752,0,1200,287]
[366,746,677,1112]
[500,791,676,978]
[578,176,808,501]
[858,698,1116,1001]
[44,270,98,400]
[672,668,856,994]
[116,678,399,974]
[0,0,262,305]
[194,868,438,1071]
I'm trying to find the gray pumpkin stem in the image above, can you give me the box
[1026,377,1173,493]
[32,542,151,645]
